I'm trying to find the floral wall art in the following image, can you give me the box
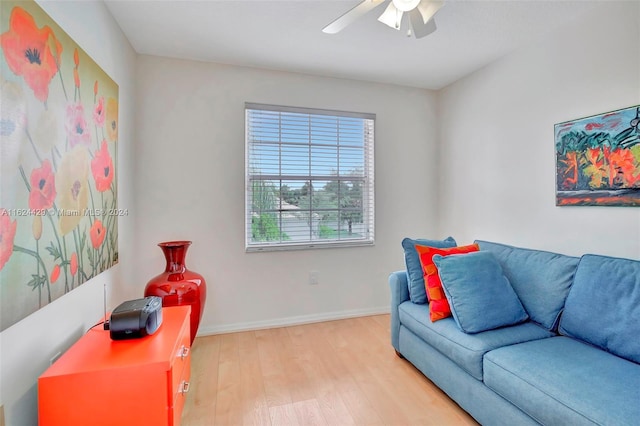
[555,105,640,206]
[0,0,120,331]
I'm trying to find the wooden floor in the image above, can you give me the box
[181,314,478,426]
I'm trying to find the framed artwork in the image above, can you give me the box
[0,0,120,331]
[555,105,640,206]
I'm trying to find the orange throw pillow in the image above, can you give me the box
[415,244,480,322]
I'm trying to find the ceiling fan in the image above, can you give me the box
[323,0,444,39]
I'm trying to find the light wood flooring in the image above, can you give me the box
[181,314,478,426]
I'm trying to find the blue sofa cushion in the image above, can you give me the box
[484,336,640,425]
[398,301,553,380]
[559,254,640,364]
[434,251,528,333]
[476,240,579,331]
[402,236,456,304]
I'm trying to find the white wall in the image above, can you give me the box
[0,2,137,425]
[135,57,439,334]
[437,1,640,259]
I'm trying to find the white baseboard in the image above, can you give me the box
[196,306,390,336]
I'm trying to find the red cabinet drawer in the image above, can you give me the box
[39,306,191,426]
[168,314,191,425]
[171,355,191,426]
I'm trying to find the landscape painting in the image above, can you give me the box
[0,0,119,331]
[555,105,640,206]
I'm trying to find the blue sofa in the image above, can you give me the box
[389,240,640,426]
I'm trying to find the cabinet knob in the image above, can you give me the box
[178,345,190,360]
[179,381,190,394]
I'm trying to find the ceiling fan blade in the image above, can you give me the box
[322,0,388,34]
[378,2,402,30]
[409,9,437,38]
[416,0,444,24]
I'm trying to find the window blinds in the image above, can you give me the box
[245,103,375,251]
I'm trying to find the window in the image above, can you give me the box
[245,103,375,251]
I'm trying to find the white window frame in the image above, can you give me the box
[245,103,375,252]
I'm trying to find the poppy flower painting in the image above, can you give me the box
[555,105,640,206]
[91,140,114,193]
[28,159,56,210]
[0,0,119,331]
[0,6,61,102]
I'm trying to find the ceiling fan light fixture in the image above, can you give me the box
[323,0,443,39]
[378,2,402,30]
[392,0,421,12]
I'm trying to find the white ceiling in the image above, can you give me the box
[104,0,600,90]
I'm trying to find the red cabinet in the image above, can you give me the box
[38,306,191,426]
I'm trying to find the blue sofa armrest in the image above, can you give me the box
[389,270,410,351]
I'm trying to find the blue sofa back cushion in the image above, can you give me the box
[476,240,579,331]
[434,251,529,334]
[559,254,640,364]
[402,236,457,304]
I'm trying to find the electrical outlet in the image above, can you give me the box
[309,271,319,285]
[50,351,62,366]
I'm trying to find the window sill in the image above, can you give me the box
[246,240,374,253]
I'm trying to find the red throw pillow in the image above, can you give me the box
[415,244,480,322]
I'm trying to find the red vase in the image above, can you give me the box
[144,241,206,344]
